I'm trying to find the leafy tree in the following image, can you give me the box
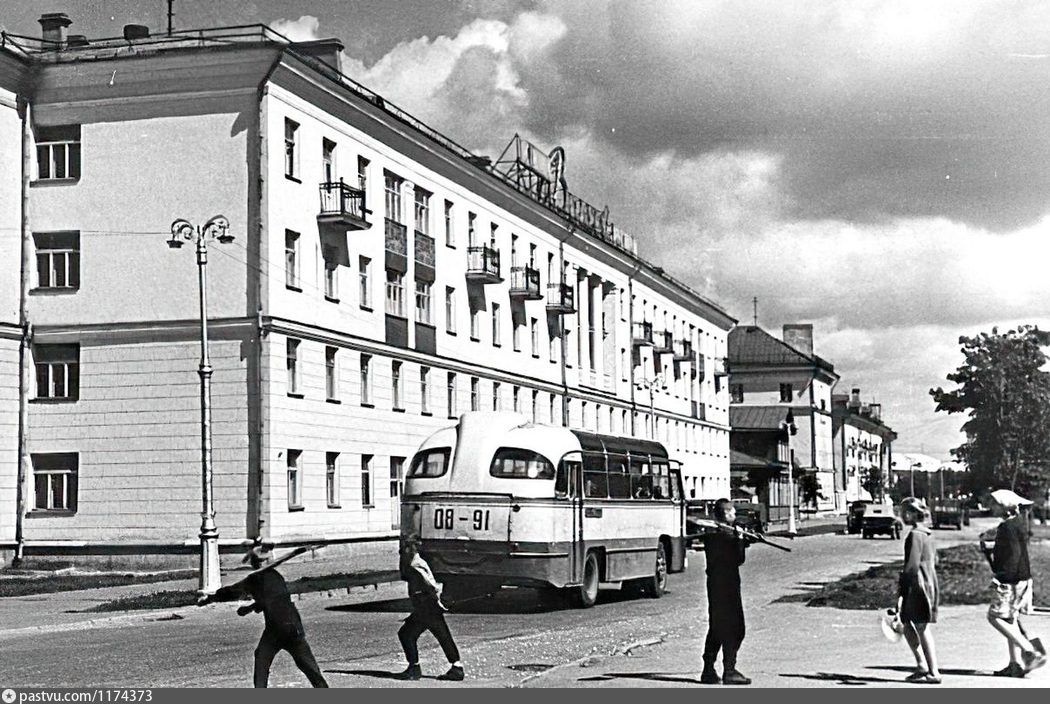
[930,325,1050,499]
[799,471,826,508]
[862,465,885,501]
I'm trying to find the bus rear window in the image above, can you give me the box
[408,448,451,478]
[490,447,555,480]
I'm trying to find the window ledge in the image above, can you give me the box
[360,305,374,312]
[325,296,340,304]
[361,402,375,409]
[446,330,457,337]
[393,407,406,413]
[493,343,502,348]
[30,287,79,295]
[363,504,375,510]
[532,354,540,359]
[327,504,342,510]
[448,415,458,420]
[27,509,76,518]
[30,397,78,404]
[445,243,456,249]
[286,285,303,293]
[287,392,305,399]
[421,411,433,417]
[30,178,80,187]
[288,505,305,512]
[470,336,480,342]
[326,398,341,405]
[285,174,302,184]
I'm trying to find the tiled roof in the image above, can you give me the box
[728,325,835,372]
[730,405,792,430]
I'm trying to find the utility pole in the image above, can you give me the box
[752,296,758,327]
[167,0,175,35]
[781,410,798,535]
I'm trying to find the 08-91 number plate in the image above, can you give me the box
[426,505,509,539]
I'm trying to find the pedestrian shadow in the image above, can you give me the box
[867,665,989,677]
[780,671,903,685]
[578,671,701,685]
[328,668,441,681]
[329,588,644,615]
[329,597,413,614]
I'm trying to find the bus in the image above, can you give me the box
[400,411,688,608]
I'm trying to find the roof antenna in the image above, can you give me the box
[167,0,175,35]
[752,296,758,327]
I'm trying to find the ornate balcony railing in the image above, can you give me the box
[653,330,673,353]
[318,180,370,230]
[546,281,575,313]
[509,265,542,299]
[673,339,693,361]
[632,321,653,346]
[466,245,502,283]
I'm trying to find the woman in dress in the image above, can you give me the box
[896,497,941,684]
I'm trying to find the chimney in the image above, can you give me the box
[870,403,881,422]
[39,12,73,47]
[291,38,344,74]
[782,324,814,358]
[849,388,862,409]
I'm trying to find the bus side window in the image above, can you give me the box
[631,474,653,500]
[608,466,631,499]
[652,475,670,500]
[556,460,580,498]
[584,471,609,498]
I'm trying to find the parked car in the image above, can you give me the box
[930,498,969,530]
[685,499,764,540]
[732,502,765,534]
[861,502,902,539]
[846,500,870,534]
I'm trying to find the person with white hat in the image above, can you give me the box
[895,497,941,684]
[982,489,1046,677]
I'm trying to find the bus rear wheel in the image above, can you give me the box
[646,543,668,598]
[571,552,600,608]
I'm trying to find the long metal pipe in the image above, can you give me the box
[196,231,220,595]
[14,99,31,565]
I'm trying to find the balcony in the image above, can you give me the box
[509,265,542,300]
[632,321,653,346]
[385,218,407,272]
[653,330,673,353]
[546,281,575,313]
[673,339,693,361]
[713,356,730,377]
[317,180,370,230]
[414,230,435,282]
[466,245,502,283]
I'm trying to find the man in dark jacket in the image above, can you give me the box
[699,498,751,685]
[199,540,328,688]
[396,534,465,681]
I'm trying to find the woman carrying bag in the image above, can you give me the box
[894,497,941,684]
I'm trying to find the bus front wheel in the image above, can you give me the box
[571,552,600,608]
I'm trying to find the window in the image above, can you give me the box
[360,354,372,406]
[491,303,501,346]
[287,450,302,509]
[390,457,404,527]
[470,307,481,341]
[392,361,403,410]
[385,269,405,317]
[322,138,336,183]
[420,366,431,415]
[730,383,744,404]
[31,453,77,513]
[493,381,501,411]
[531,389,539,422]
[470,376,479,411]
[489,447,555,479]
[35,125,80,181]
[285,230,300,289]
[415,280,432,324]
[444,200,454,246]
[550,394,557,424]
[467,212,477,246]
[284,118,299,179]
[359,256,371,309]
[445,287,456,334]
[408,447,450,478]
[323,246,338,301]
[513,319,522,352]
[34,232,79,290]
[414,188,431,234]
[447,372,457,418]
[325,346,338,401]
[286,339,301,396]
[384,172,403,223]
[530,318,539,357]
[780,383,793,403]
[34,344,79,401]
[357,156,369,191]
[326,452,340,508]
[361,454,374,507]
[513,385,521,412]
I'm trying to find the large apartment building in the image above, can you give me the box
[0,16,735,561]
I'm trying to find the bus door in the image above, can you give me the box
[568,459,584,583]
[668,465,686,571]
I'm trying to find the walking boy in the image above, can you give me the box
[199,540,328,688]
[699,498,751,685]
[396,535,465,681]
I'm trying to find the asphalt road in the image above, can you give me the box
[0,521,985,688]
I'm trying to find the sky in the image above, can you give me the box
[5,1,1049,459]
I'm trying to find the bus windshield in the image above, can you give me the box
[489,447,555,480]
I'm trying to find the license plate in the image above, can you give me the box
[424,505,509,540]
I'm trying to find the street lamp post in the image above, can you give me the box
[167,216,233,596]
[781,409,798,535]
[636,373,665,441]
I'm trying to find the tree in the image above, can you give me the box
[799,471,826,508]
[930,325,1050,498]
[862,465,885,501]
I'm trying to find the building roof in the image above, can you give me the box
[730,405,792,430]
[728,325,835,373]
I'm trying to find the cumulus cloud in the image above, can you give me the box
[271,15,321,42]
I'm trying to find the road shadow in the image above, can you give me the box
[329,587,658,615]
[867,664,992,677]
[328,668,441,681]
[579,671,701,685]
[780,671,905,685]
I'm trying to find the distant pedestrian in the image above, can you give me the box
[982,489,1047,678]
[895,497,941,684]
[699,498,751,685]
[199,539,328,688]
[396,535,465,681]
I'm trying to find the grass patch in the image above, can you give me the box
[0,570,197,598]
[82,569,401,613]
[782,542,1050,610]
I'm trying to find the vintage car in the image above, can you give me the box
[930,498,970,530]
[846,500,870,534]
[732,501,765,534]
[861,502,902,539]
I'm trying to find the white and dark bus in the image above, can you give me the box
[401,412,688,607]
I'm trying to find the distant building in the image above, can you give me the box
[831,389,896,502]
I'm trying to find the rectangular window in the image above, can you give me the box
[467,212,477,246]
[359,256,371,308]
[322,138,336,183]
[323,245,338,301]
[34,344,79,401]
[493,381,501,411]
[530,318,539,357]
[513,385,521,412]
[360,354,372,406]
[447,372,457,418]
[415,280,432,324]
[325,346,338,401]
[420,366,431,415]
[531,389,539,423]
[780,383,794,403]
[361,454,374,507]
[550,394,557,424]
[326,452,340,508]
[35,125,81,181]
[392,361,403,410]
[34,232,80,291]
[470,376,480,411]
[470,308,481,341]
[384,172,403,223]
[445,287,456,334]
[414,188,431,235]
[284,118,299,179]
[549,328,558,363]
[357,156,369,191]
[31,453,77,513]
[513,319,522,352]
[286,339,301,396]
[491,303,501,346]
[285,230,300,289]
[390,457,404,528]
[385,269,405,317]
[730,383,744,404]
[287,450,302,509]
[444,199,454,246]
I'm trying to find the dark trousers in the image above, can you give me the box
[703,583,745,670]
[398,597,461,664]
[253,628,329,688]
